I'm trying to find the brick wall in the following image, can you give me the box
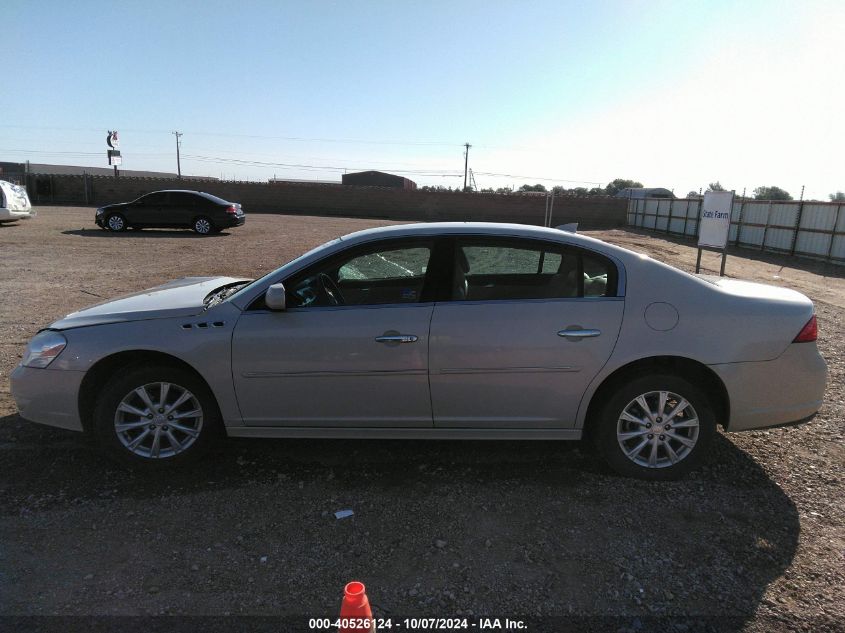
[20,174,627,228]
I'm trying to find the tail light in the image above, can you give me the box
[225,205,238,215]
[793,315,818,343]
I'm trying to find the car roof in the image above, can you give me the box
[151,190,204,194]
[336,222,637,260]
[145,190,232,203]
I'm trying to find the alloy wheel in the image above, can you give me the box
[113,382,204,459]
[107,215,125,231]
[616,390,700,469]
[194,218,211,234]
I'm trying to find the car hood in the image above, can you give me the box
[49,276,249,330]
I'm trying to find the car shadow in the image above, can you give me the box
[620,227,845,280]
[0,412,799,626]
[61,228,232,238]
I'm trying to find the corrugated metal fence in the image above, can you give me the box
[627,198,845,265]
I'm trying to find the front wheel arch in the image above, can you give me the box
[583,355,730,439]
[78,350,223,434]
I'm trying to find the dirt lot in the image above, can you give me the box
[1,207,843,632]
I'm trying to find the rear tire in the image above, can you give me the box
[92,364,223,467]
[192,216,213,235]
[592,374,715,480]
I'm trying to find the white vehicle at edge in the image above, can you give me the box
[10,222,828,479]
[0,180,35,223]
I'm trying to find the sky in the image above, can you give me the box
[4,0,844,199]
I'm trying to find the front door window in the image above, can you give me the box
[287,241,434,308]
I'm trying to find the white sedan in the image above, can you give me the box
[10,223,827,479]
[0,179,35,223]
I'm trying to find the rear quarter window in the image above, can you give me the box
[195,192,231,205]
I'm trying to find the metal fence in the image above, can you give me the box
[627,197,845,265]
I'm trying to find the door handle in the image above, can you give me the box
[375,334,419,344]
[558,328,601,339]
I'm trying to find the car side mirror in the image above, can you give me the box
[265,283,286,311]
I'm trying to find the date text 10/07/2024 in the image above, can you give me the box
[308,617,528,630]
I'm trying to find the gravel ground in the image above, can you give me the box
[0,208,843,632]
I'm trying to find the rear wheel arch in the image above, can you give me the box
[583,355,730,438]
[78,350,222,433]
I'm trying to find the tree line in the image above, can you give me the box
[421,179,845,202]
[692,182,845,202]
[421,178,644,196]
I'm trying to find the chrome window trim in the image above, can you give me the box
[436,296,625,307]
[231,230,628,309]
[240,302,436,315]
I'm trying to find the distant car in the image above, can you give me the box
[0,179,36,223]
[95,190,245,234]
[10,223,827,479]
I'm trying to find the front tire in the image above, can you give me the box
[92,364,222,467]
[592,374,715,480]
[106,213,127,232]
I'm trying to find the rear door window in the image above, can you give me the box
[452,237,616,301]
[170,192,199,208]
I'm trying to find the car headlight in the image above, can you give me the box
[95,208,105,215]
[21,331,67,368]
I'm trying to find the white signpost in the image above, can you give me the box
[696,190,735,275]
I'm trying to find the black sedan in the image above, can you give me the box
[95,190,246,234]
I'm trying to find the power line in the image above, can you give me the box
[0,148,170,158]
[0,124,465,149]
[0,124,551,152]
[182,131,462,147]
[184,146,465,169]
[0,146,607,186]
[181,153,463,176]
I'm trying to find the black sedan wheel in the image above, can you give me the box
[106,213,127,232]
[192,216,213,235]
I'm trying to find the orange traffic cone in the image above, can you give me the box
[339,581,376,633]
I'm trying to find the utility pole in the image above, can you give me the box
[463,142,471,191]
[172,131,183,179]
